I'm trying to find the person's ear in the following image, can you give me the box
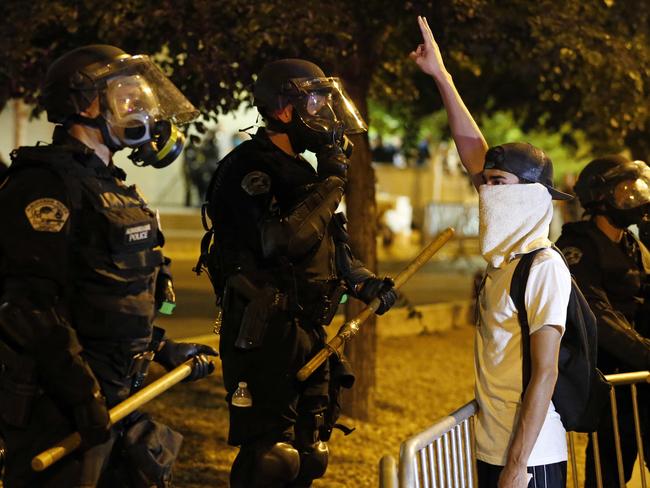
[272,104,293,123]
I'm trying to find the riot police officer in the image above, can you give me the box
[0,45,217,487]
[556,155,650,487]
[197,59,397,487]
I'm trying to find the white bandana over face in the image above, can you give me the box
[479,183,553,268]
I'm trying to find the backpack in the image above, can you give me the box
[510,246,611,433]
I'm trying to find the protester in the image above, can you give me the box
[196,58,397,487]
[0,45,216,487]
[556,156,650,487]
[411,16,572,488]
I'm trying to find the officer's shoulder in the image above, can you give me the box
[3,146,78,195]
[556,221,595,247]
[10,145,83,176]
[222,138,276,179]
[556,221,598,266]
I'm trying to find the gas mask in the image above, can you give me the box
[605,203,650,229]
[273,77,367,156]
[74,55,198,168]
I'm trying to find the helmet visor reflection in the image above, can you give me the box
[612,178,650,209]
[94,55,198,126]
[106,75,160,127]
[290,77,367,135]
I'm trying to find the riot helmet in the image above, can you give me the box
[253,58,367,154]
[41,45,198,168]
[574,155,650,228]
[483,142,573,200]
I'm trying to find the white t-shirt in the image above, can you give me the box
[474,247,571,466]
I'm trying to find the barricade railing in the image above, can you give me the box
[379,371,649,488]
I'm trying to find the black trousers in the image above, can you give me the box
[220,296,330,447]
[477,460,567,488]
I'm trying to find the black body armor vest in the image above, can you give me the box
[6,144,163,340]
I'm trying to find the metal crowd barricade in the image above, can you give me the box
[379,371,649,488]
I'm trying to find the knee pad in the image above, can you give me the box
[294,441,329,485]
[231,441,300,488]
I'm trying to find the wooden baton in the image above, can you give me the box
[31,359,195,472]
[296,227,455,382]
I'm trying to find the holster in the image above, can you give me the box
[0,340,39,428]
[295,281,346,326]
[229,274,288,350]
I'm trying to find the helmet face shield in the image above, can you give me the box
[603,160,650,209]
[289,77,367,136]
[105,75,160,144]
[95,55,198,127]
[612,178,650,209]
[79,54,198,167]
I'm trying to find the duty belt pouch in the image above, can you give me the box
[0,342,38,428]
[299,282,345,326]
[321,354,355,441]
[122,413,183,488]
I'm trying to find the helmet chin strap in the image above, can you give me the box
[67,113,124,153]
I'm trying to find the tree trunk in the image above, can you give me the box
[340,82,377,421]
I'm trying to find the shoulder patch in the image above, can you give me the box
[25,198,70,232]
[241,171,271,196]
[562,246,583,265]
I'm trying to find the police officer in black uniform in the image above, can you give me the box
[556,155,650,487]
[0,45,217,487]
[197,59,397,487]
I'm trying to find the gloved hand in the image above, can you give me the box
[357,276,398,315]
[155,340,218,382]
[316,144,350,182]
[73,391,111,448]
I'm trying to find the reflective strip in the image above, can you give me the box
[157,123,180,160]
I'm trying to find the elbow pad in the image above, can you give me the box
[332,213,375,292]
[335,241,375,292]
[261,176,344,259]
[598,317,650,371]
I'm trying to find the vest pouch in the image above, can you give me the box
[101,205,159,255]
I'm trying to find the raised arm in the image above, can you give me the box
[410,16,488,188]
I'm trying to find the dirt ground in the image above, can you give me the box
[144,324,478,487]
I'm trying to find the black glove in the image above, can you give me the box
[155,340,217,381]
[73,391,111,448]
[316,144,349,182]
[357,276,397,315]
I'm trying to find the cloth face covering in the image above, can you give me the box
[479,183,553,268]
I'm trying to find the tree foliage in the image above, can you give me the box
[403,0,650,157]
[2,0,648,157]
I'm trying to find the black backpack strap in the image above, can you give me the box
[510,249,544,393]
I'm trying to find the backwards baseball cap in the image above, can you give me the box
[484,142,573,200]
